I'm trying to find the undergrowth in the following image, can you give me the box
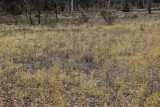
[0,20,160,106]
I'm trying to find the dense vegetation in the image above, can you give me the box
[0,0,159,24]
[0,0,160,107]
[0,11,160,106]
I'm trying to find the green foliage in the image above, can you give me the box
[122,0,130,12]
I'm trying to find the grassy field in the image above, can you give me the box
[0,12,160,106]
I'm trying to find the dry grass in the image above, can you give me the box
[0,15,160,106]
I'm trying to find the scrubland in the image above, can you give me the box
[0,12,160,107]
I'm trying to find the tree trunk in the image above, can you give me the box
[55,11,58,21]
[55,0,58,21]
[70,0,74,15]
[44,14,48,24]
[74,0,77,11]
[104,0,110,10]
[147,0,151,14]
[107,0,111,9]
[64,0,70,13]
[24,0,33,25]
[35,0,41,24]
[29,10,33,25]
[104,0,108,9]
